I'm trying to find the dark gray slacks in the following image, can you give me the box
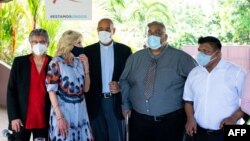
[90,97,123,141]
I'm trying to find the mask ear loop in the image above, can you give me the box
[208,50,219,64]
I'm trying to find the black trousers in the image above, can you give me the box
[193,133,223,141]
[9,128,48,141]
[193,126,224,141]
[129,109,186,141]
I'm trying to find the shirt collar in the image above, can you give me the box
[199,59,225,72]
[213,59,226,69]
[147,44,168,60]
[100,42,114,49]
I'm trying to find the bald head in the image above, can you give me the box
[98,18,113,26]
[97,18,115,33]
[97,18,116,45]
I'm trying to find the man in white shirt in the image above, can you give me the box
[183,36,246,141]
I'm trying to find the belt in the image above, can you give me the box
[99,92,113,98]
[57,90,83,103]
[197,125,223,136]
[132,109,184,122]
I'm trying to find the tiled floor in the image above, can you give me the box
[0,106,8,141]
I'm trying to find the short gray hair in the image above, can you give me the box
[147,21,166,32]
[29,28,50,44]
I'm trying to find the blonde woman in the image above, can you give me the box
[46,30,92,141]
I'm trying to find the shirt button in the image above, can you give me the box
[147,109,149,112]
[146,100,148,103]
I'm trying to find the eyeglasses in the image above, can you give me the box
[31,40,46,44]
[147,32,165,37]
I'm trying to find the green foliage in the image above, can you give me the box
[216,0,250,44]
[0,0,62,65]
[27,0,41,29]
[0,0,30,64]
[1,0,250,64]
[38,6,62,57]
[105,0,174,50]
[232,1,250,44]
[105,0,250,49]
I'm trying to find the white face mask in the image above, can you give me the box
[98,31,112,44]
[147,35,161,49]
[32,43,47,55]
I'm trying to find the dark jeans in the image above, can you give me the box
[9,128,48,141]
[129,109,186,141]
[90,97,123,141]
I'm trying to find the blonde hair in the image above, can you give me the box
[55,30,82,61]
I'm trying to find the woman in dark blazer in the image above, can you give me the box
[7,29,51,141]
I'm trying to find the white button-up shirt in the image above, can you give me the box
[183,59,246,130]
[100,42,114,93]
[241,72,250,115]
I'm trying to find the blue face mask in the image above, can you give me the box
[147,35,161,49]
[196,51,213,66]
[71,46,84,57]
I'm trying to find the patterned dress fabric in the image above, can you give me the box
[46,56,92,141]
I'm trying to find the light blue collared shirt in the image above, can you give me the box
[100,42,114,93]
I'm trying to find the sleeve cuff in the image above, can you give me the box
[122,103,132,110]
[47,84,58,92]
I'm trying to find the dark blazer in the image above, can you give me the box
[84,42,132,120]
[7,54,52,129]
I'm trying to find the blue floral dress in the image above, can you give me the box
[46,56,92,141]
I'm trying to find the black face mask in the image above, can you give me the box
[71,46,84,57]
